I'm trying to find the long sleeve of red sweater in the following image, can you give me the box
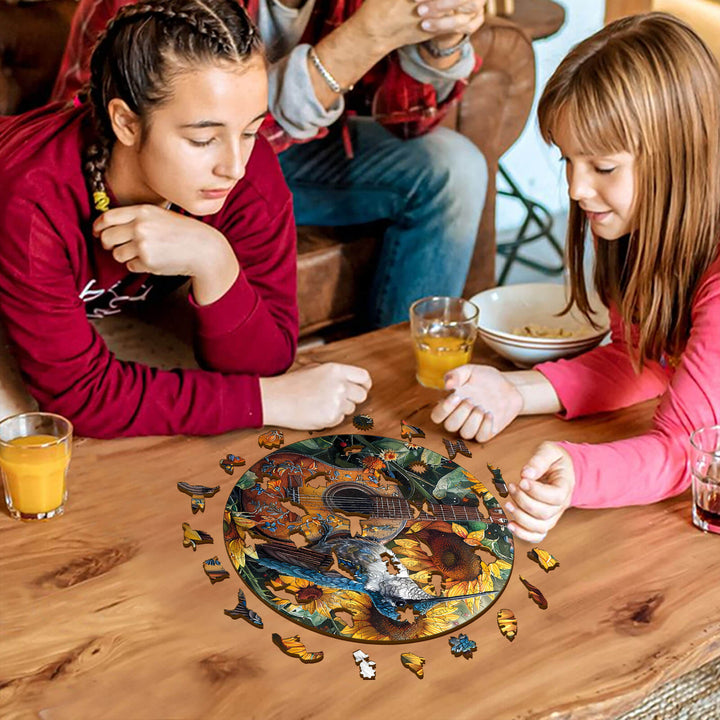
[535,258,720,508]
[0,110,298,439]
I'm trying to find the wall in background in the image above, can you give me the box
[496,0,605,232]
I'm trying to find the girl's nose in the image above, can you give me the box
[568,168,594,202]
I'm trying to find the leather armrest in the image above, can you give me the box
[443,17,535,164]
[0,0,77,115]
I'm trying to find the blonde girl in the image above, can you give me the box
[431,12,720,541]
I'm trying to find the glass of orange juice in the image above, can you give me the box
[0,412,73,520]
[410,296,479,389]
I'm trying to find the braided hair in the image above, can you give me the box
[84,0,263,212]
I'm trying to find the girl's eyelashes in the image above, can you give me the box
[595,166,616,174]
[188,138,215,147]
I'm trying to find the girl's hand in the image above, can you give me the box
[506,442,575,543]
[94,204,235,278]
[260,363,372,430]
[430,364,523,442]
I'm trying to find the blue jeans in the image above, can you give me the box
[278,117,488,328]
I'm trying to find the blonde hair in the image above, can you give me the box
[538,12,720,369]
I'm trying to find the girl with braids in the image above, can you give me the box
[431,13,720,541]
[0,0,370,437]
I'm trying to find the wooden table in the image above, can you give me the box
[2,324,719,720]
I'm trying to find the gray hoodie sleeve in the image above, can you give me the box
[267,40,474,140]
[397,41,476,103]
[268,44,345,140]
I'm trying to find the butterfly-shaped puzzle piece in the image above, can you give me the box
[400,420,425,441]
[487,463,508,497]
[444,438,472,460]
[497,609,517,641]
[219,454,245,476]
[528,547,559,572]
[272,634,324,663]
[520,575,548,609]
[182,522,213,551]
[202,556,230,584]
[177,482,220,513]
[224,588,263,628]
[258,430,284,449]
[449,633,477,658]
[400,652,425,678]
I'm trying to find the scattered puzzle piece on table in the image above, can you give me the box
[225,588,263,628]
[202,556,230,584]
[528,547,559,572]
[182,522,213,551]
[487,463,508,497]
[520,575,548,609]
[497,609,517,641]
[400,420,425,441]
[353,650,376,679]
[443,438,472,460]
[272,634,324,663]
[449,633,477,658]
[400,652,425,678]
[177,482,220,513]
[258,430,284,449]
[219,454,245,476]
[353,414,374,431]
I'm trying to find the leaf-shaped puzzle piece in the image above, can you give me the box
[182,522,213,551]
[449,633,476,658]
[353,414,374,431]
[353,649,376,679]
[497,609,517,641]
[520,575,548,609]
[202,556,230,584]
[177,482,220,513]
[400,420,425,441]
[487,463,508,497]
[400,652,425,678]
[219,454,245,476]
[443,438,472,460]
[528,547,559,572]
[258,430,284,449]
[272,634,324,663]
[225,588,263,628]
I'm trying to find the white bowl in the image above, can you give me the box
[469,283,610,368]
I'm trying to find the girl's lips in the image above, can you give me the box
[585,210,611,222]
[200,188,232,199]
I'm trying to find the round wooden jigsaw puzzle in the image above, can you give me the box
[223,434,514,643]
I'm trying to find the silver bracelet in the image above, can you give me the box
[308,46,353,94]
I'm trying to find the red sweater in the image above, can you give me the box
[0,104,298,438]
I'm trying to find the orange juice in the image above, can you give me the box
[414,336,473,389]
[0,434,70,516]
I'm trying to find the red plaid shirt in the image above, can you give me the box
[52,0,481,152]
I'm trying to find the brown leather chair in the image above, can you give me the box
[0,0,535,336]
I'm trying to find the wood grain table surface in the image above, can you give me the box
[1,323,718,720]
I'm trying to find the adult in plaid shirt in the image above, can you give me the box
[53,0,489,327]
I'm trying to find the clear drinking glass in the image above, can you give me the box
[688,425,720,534]
[0,412,73,520]
[410,296,479,390]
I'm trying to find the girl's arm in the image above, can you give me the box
[534,305,670,418]
[558,258,720,508]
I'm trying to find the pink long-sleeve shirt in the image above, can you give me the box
[535,256,720,508]
[0,104,298,438]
